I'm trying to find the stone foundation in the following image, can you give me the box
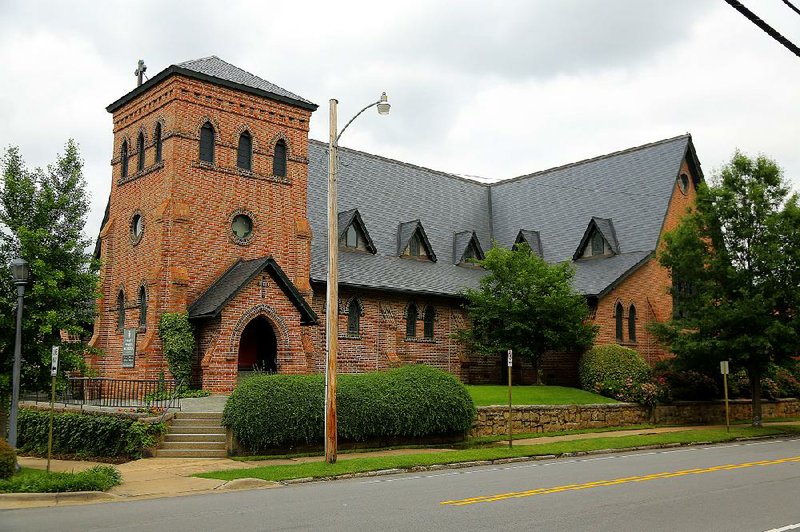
[469,398,800,436]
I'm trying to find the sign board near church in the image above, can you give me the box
[122,329,137,368]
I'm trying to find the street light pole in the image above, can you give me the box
[8,258,30,449]
[325,93,390,464]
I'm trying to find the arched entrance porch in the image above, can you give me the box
[237,315,277,379]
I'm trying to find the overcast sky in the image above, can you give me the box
[1,0,799,240]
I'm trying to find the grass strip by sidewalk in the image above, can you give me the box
[195,425,800,483]
[465,385,618,407]
[0,465,122,493]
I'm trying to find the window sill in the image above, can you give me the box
[193,161,292,185]
[404,337,436,344]
[339,333,362,340]
[117,161,165,186]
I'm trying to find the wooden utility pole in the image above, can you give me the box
[325,98,339,464]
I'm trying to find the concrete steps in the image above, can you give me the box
[155,412,227,458]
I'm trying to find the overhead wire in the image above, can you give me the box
[722,0,800,57]
[780,0,800,17]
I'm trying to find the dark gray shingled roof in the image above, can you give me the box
[107,56,317,113]
[188,257,318,324]
[307,134,698,297]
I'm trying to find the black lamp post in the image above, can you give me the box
[8,258,30,448]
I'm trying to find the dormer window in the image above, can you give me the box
[514,230,543,257]
[397,220,436,261]
[454,231,484,265]
[407,231,425,257]
[574,217,619,260]
[590,231,606,256]
[338,209,377,253]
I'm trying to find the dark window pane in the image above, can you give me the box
[139,287,147,327]
[406,304,417,337]
[628,305,636,343]
[121,141,128,178]
[615,302,624,342]
[423,305,435,339]
[117,291,125,330]
[154,123,162,163]
[137,132,145,172]
[346,225,358,248]
[348,299,360,335]
[237,132,252,170]
[273,140,287,177]
[409,233,420,256]
[591,231,604,256]
[200,122,215,163]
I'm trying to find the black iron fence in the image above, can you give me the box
[23,377,182,411]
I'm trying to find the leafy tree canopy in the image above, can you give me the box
[0,141,98,394]
[653,151,800,425]
[457,243,597,380]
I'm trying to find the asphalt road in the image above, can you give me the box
[3,438,800,532]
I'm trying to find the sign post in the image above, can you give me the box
[720,360,730,433]
[47,346,59,473]
[507,349,513,448]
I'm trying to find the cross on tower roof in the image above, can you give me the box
[134,59,147,87]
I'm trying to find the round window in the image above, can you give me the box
[678,174,689,194]
[130,212,144,245]
[231,214,253,241]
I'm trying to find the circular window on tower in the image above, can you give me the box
[130,211,144,245]
[231,211,255,245]
[678,174,690,195]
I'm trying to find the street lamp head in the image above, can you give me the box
[9,258,30,285]
[376,92,390,115]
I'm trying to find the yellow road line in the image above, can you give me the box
[440,455,800,507]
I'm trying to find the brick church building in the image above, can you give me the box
[89,57,702,392]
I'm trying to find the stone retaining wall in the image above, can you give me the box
[470,398,799,436]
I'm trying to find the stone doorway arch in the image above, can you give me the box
[237,315,278,378]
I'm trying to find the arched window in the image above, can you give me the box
[138,286,147,328]
[137,132,145,172]
[406,303,418,338]
[273,139,287,177]
[117,290,126,330]
[347,298,361,336]
[628,304,637,343]
[615,302,624,343]
[237,131,252,171]
[154,123,162,163]
[120,140,129,178]
[199,122,215,163]
[423,305,435,339]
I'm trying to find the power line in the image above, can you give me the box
[781,0,800,17]
[722,0,800,58]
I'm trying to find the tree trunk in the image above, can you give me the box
[749,365,762,427]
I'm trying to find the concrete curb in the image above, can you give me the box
[0,491,119,507]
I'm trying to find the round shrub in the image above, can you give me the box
[0,439,16,480]
[579,344,651,402]
[223,364,476,453]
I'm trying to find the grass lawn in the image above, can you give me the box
[0,465,121,493]
[466,385,617,406]
[195,425,800,483]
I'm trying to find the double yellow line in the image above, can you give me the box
[441,455,800,507]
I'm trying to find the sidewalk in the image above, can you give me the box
[3,421,797,510]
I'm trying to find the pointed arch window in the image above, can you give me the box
[200,122,215,163]
[154,123,162,163]
[237,131,252,171]
[120,140,129,178]
[423,305,435,339]
[628,304,637,343]
[407,232,426,257]
[406,303,418,338]
[117,290,126,331]
[591,231,605,256]
[615,302,624,343]
[273,139,287,177]
[138,286,147,328]
[137,132,145,172]
[347,298,361,336]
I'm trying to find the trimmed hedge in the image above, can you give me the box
[0,439,16,479]
[223,364,476,452]
[17,409,166,459]
[579,344,651,401]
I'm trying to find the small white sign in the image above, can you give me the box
[720,360,729,375]
[507,349,513,367]
[51,346,60,377]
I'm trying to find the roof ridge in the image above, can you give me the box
[495,134,691,186]
[309,139,490,187]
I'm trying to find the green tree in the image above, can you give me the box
[653,151,800,425]
[0,141,99,399]
[458,244,597,383]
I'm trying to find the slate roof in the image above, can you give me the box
[307,134,700,297]
[107,56,317,113]
[188,256,318,324]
